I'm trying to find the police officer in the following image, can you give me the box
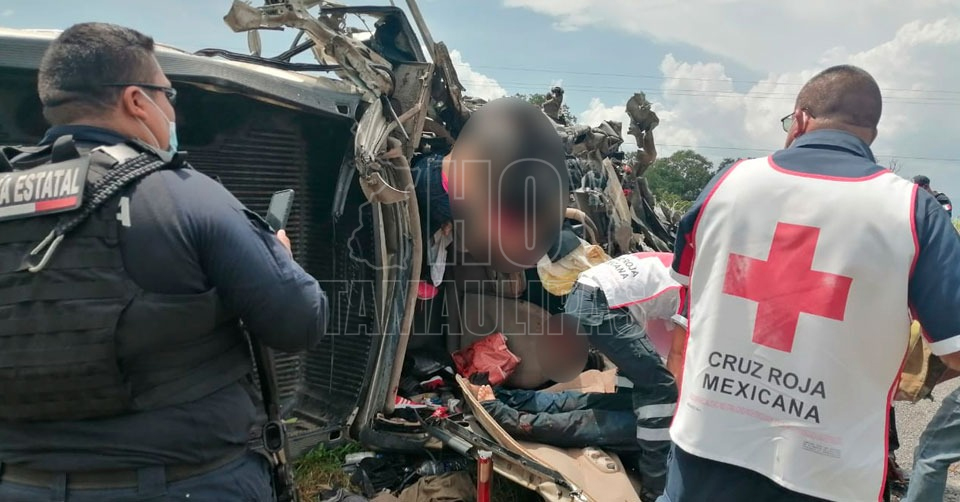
[913,175,952,217]
[0,23,327,501]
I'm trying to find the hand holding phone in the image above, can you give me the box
[265,189,294,232]
[276,229,292,257]
[265,189,295,257]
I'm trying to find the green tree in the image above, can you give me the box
[515,92,577,124]
[642,149,717,211]
[717,157,740,172]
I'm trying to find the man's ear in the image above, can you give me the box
[784,110,802,148]
[795,110,810,135]
[120,86,150,121]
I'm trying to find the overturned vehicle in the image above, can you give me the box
[0,1,681,500]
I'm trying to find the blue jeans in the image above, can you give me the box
[904,386,960,502]
[0,452,274,501]
[484,388,638,449]
[565,282,678,495]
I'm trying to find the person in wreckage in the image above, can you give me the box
[0,23,327,501]
[473,252,686,502]
[410,96,568,308]
[662,64,960,502]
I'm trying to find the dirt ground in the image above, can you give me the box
[893,379,960,501]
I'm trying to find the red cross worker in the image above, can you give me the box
[663,65,960,502]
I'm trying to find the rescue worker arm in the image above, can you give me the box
[179,174,328,352]
[670,199,704,286]
[667,322,687,387]
[909,192,960,369]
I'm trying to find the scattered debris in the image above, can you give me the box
[397,471,476,502]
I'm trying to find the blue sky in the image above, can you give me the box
[2,0,958,201]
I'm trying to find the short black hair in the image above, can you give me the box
[796,64,882,130]
[913,175,931,187]
[38,22,157,125]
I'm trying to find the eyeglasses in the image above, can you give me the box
[780,112,794,133]
[780,108,815,132]
[102,83,177,105]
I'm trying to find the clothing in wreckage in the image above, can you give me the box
[0,125,328,499]
[665,129,960,502]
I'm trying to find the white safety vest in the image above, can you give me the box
[578,252,683,316]
[671,156,917,502]
[577,252,686,358]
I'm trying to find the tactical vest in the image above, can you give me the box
[0,137,250,422]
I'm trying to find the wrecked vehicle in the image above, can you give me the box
[0,1,680,500]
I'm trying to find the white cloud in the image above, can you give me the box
[560,11,960,200]
[578,96,703,154]
[502,0,956,73]
[449,49,508,101]
[1,9,13,17]
[579,97,628,137]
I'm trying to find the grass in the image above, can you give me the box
[294,442,363,500]
[294,442,541,501]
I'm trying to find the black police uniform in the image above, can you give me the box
[0,126,326,499]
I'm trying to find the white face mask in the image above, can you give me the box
[136,91,178,154]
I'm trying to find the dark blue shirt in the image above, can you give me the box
[669,129,960,500]
[411,152,453,238]
[0,125,327,471]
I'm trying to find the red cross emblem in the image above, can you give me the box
[723,222,853,353]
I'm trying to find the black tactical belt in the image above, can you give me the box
[0,448,247,490]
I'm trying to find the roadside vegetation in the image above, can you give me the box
[295,443,363,500]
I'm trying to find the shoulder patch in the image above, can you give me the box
[0,158,87,222]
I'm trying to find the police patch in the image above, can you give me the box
[0,160,86,222]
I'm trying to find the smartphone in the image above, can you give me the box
[265,189,295,232]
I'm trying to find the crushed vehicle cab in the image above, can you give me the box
[0,2,681,500]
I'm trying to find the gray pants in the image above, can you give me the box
[904,385,960,502]
[565,282,678,494]
[0,452,274,501]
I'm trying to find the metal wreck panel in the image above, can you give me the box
[456,376,643,502]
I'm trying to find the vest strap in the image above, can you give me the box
[0,314,115,336]
[24,151,173,273]
[0,281,128,305]
[50,135,81,163]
